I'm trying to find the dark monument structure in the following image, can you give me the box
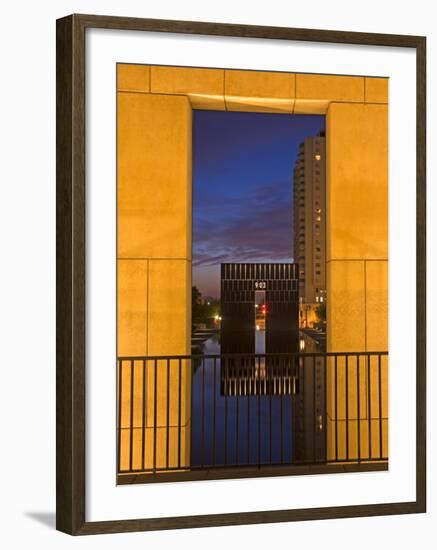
[220,262,299,354]
[219,262,326,464]
[220,263,299,397]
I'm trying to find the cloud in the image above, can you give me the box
[193,178,293,267]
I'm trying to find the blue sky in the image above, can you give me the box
[192,110,325,298]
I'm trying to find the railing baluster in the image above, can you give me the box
[117,359,122,473]
[201,356,205,468]
[247,358,250,465]
[291,357,295,463]
[166,358,170,470]
[236,358,239,465]
[345,355,349,461]
[142,359,146,471]
[323,354,327,462]
[280,357,284,464]
[313,355,316,462]
[269,358,272,465]
[129,359,135,472]
[335,355,338,462]
[224,359,228,466]
[153,359,157,473]
[178,358,182,469]
[378,353,383,459]
[356,354,361,462]
[367,354,372,460]
[213,357,216,467]
[258,355,261,468]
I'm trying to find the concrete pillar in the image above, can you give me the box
[326,102,388,461]
[117,89,192,472]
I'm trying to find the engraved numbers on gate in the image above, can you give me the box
[254,281,267,289]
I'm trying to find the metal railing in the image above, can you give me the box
[117,351,388,475]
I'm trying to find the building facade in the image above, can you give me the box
[293,133,326,327]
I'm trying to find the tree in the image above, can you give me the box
[192,286,204,325]
[315,301,326,330]
[192,286,221,327]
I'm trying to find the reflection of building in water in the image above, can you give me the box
[220,263,299,396]
[220,356,298,396]
[293,328,327,463]
[293,133,327,328]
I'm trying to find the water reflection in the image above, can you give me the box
[190,336,295,468]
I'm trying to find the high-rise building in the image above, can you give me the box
[293,133,326,327]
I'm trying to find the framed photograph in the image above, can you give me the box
[56,14,426,535]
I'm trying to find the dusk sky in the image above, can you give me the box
[192,110,325,299]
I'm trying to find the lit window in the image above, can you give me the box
[315,154,321,161]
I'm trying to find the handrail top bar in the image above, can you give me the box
[118,351,389,361]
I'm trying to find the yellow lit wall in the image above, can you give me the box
[326,100,388,461]
[117,75,192,471]
[117,64,389,473]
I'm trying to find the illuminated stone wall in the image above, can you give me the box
[116,63,389,473]
[326,97,389,461]
[117,68,192,471]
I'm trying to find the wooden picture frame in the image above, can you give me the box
[56,13,426,535]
